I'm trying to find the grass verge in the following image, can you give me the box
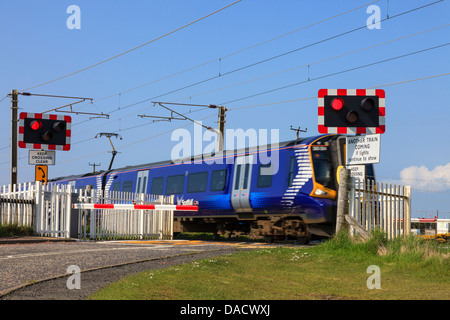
[88,231,449,300]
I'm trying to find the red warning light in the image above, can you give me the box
[330,98,344,111]
[30,120,42,131]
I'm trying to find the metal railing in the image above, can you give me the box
[0,182,74,238]
[349,178,411,239]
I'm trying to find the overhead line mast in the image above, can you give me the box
[8,91,100,186]
[139,101,227,152]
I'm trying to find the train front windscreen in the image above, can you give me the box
[311,145,334,189]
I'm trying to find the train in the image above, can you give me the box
[49,134,375,242]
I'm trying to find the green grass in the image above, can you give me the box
[0,224,34,237]
[88,231,449,300]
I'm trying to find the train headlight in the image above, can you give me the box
[310,184,336,200]
[314,189,328,196]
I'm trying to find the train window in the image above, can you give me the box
[288,156,296,187]
[166,174,185,194]
[243,164,250,189]
[311,149,333,188]
[211,169,227,191]
[112,182,121,192]
[257,164,273,188]
[123,180,133,193]
[137,178,141,194]
[136,176,148,194]
[151,177,164,195]
[234,165,242,190]
[187,172,208,193]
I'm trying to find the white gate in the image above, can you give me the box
[75,190,198,240]
[35,183,74,238]
[0,182,74,238]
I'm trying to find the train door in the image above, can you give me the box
[136,170,149,194]
[231,155,254,212]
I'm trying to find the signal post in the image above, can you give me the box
[8,91,97,187]
[318,88,386,233]
[10,90,19,186]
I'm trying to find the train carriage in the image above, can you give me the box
[49,134,375,241]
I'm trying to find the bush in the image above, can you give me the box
[419,233,450,244]
[0,224,34,237]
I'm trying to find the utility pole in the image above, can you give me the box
[8,91,98,186]
[89,162,101,173]
[10,90,18,186]
[216,106,226,152]
[290,126,307,140]
[142,101,228,153]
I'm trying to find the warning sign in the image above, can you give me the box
[348,165,366,180]
[35,165,48,185]
[346,134,380,165]
[29,150,55,166]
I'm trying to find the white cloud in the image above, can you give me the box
[400,163,450,190]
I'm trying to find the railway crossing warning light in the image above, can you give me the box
[19,112,72,151]
[318,89,385,135]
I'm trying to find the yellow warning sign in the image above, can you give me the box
[35,165,48,185]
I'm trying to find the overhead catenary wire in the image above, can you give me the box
[222,42,450,106]
[2,69,448,169]
[63,0,436,118]
[3,25,449,156]
[379,176,450,184]
[1,1,441,160]
[225,71,450,112]
[65,21,449,144]
[72,0,445,120]
[69,0,382,112]
[2,64,449,162]
[223,71,449,112]
[20,0,242,92]
[52,112,218,166]
[1,1,443,118]
[170,23,449,104]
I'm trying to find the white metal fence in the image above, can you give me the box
[76,189,175,240]
[0,182,35,227]
[349,178,411,239]
[0,182,177,240]
[0,182,74,237]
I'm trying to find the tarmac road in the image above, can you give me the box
[0,238,262,300]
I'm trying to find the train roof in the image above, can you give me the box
[50,134,336,182]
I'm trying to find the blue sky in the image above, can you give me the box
[0,0,449,218]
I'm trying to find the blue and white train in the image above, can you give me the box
[49,134,374,241]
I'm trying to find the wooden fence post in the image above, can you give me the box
[336,168,351,234]
[404,186,411,236]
